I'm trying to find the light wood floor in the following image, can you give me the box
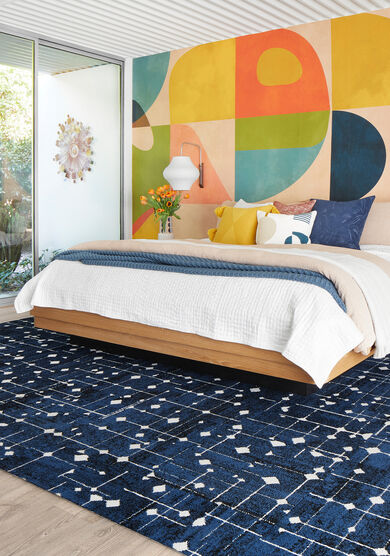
[0,305,178,556]
[0,303,30,323]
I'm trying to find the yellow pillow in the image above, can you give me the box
[208,205,279,244]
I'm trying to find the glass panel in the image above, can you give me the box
[0,33,33,298]
[38,45,121,258]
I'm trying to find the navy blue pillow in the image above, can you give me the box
[310,196,375,250]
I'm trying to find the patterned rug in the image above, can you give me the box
[0,319,389,556]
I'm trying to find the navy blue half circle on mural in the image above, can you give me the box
[133,100,145,124]
[330,111,386,201]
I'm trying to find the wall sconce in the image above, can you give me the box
[163,142,204,191]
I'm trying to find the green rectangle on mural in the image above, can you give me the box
[236,111,329,151]
[132,125,170,223]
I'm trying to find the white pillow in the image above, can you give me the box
[256,211,317,245]
[234,198,272,208]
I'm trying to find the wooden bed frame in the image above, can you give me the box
[32,306,373,386]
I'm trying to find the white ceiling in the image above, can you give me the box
[0,0,389,59]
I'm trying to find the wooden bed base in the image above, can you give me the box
[32,306,374,386]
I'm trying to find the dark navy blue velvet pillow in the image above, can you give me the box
[310,196,375,249]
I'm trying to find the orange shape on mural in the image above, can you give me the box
[236,29,329,118]
[170,124,232,204]
[133,209,158,239]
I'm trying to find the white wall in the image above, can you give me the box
[38,63,121,253]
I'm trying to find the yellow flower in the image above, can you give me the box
[166,201,172,207]
[163,184,170,191]
[157,197,161,202]
[139,195,147,202]
[156,186,164,195]
[148,188,155,195]
[156,208,164,213]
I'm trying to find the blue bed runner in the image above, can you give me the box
[55,249,346,311]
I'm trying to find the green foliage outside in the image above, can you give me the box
[0,250,59,293]
[0,64,33,294]
[0,65,33,196]
[0,198,29,264]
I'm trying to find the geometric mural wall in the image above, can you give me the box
[133,11,390,239]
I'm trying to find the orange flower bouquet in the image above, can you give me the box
[140,185,189,233]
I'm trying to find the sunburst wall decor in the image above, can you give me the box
[54,115,94,183]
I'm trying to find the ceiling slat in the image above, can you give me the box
[222,0,302,27]
[5,0,190,51]
[110,0,253,39]
[0,0,389,59]
[0,8,163,55]
[45,0,229,46]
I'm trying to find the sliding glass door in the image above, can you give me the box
[0,32,33,298]
[38,46,121,258]
[0,30,122,300]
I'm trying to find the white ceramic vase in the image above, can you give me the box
[158,216,173,240]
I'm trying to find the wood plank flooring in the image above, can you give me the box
[0,306,178,556]
[0,304,29,323]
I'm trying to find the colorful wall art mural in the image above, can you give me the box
[132,10,390,239]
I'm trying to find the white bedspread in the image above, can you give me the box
[15,246,370,388]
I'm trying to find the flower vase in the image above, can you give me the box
[158,216,174,240]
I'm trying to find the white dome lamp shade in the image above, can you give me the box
[163,142,203,191]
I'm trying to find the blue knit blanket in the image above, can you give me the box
[55,249,346,311]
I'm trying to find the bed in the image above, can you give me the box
[15,238,390,389]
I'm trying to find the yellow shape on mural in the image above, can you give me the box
[133,213,158,240]
[332,13,390,109]
[169,39,235,123]
[257,48,302,86]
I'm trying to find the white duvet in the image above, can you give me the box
[15,241,390,388]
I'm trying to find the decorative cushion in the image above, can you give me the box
[214,199,235,228]
[310,196,375,249]
[208,205,278,244]
[234,199,272,208]
[360,202,390,245]
[256,211,317,245]
[274,199,316,215]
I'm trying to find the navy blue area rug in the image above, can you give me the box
[0,319,389,556]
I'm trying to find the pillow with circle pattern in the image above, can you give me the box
[256,210,317,245]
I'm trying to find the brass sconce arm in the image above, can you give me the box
[180,142,204,188]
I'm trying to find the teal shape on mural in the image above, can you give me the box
[133,52,170,114]
[235,142,323,202]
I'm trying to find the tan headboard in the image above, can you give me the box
[172,199,235,239]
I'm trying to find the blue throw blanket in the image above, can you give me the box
[55,250,346,311]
